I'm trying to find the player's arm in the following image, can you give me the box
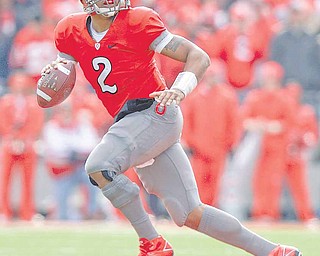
[160,35,210,83]
[149,34,210,106]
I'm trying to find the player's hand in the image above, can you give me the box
[149,89,185,106]
[41,58,68,76]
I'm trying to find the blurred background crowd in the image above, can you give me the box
[0,0,320,226]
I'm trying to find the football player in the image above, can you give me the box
[41,1,302,255]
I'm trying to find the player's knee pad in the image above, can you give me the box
[101,174,140,209]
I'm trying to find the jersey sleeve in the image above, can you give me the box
[137,8,167,50]
[54,15,78,61]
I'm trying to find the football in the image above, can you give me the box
[37,61,76,108]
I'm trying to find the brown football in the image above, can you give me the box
[37,61,76,108]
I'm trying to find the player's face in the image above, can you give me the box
[82,0,129,17]
[82,0,118,8]
[96,0,119,8]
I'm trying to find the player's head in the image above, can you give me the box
[229,0,255,30]
[81,0,130,17]
[259,61,284,89]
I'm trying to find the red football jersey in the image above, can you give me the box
[54,7,167,117]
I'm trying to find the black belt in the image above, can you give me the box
[114,98,155,123]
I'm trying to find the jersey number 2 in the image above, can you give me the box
[92,57,118,94]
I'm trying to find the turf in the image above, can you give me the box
[0,221,318,256]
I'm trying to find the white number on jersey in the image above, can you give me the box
[92,57,118,94]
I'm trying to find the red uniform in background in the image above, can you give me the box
[241,61,293,220]
[9,19,57,82]
[264,0,291,7]
[42,0,82,23]
[284,83,318,221]
[182,60,240,206]
[0,73,45,220]
[213,1,273,89]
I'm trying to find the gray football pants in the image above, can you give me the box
[85,101,201,225]
[85,101,278,255]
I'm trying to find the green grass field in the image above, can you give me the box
[0,221,318,256]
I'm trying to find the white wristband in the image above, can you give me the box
[171,71,198,97]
